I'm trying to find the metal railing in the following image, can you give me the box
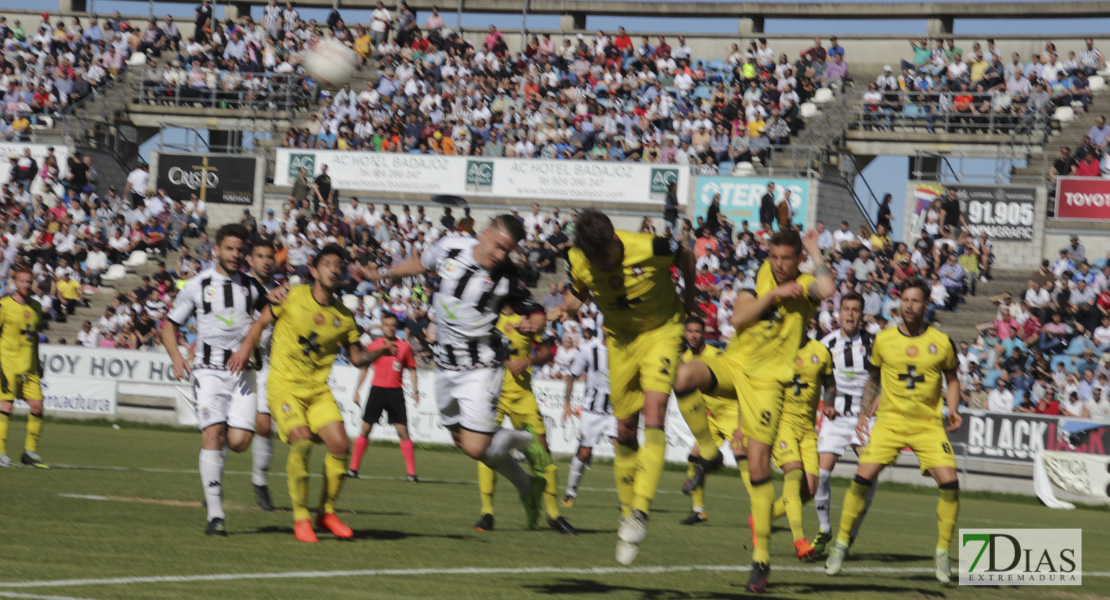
[132,69,312,115]
[849,90,1053,138]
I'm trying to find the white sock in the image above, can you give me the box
[251,435,273,487]
[816,467,833,533]
[487,427,532,460]
[481,453,532,496]
[850,477,879,538]
[566,456,587,496]
[199,449,225,521]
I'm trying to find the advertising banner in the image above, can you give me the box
[948,411,1107,464]
[1034,451,1110,509]
[273,149,687,205]
[910,182,1036,241]
[155,153,257,205]
[14,377,116,418]
[1054,177,1110,221]
[694,176,808,228]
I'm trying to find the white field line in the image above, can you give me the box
[1,564,1108,590]
[50,463,1029,525]
[0,592,102,600]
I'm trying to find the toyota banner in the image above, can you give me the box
[1055,177,1110,221]
[156,153,257,205]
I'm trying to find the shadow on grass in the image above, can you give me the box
[788,581,947,596]
[244,525,472,542]
[845,552,931,564]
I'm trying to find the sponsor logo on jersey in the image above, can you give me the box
[929,344,938,355]
[906,345,919,357]
[314,313,325,325]
[443,259,458,275]
[811,354,820,363]
[204,286,216,300]
[333,317,342,328]
[795,357,803,367]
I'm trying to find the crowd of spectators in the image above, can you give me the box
[859,37,1106,133]
[282,8,855,175]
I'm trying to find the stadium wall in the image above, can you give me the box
[809,172,869,232]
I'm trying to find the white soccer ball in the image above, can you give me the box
[304,38,358,89]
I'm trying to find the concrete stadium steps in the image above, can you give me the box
[933,270,1030,344]
[46,248,184,345]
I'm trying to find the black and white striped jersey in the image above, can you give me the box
[569,337,611,414]
[421,236,542,371]
[253,276,278,368]
[820,328,874,416]
[167,268,268,371]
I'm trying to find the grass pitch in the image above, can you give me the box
[0,418,1107,600]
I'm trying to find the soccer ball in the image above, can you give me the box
[303,38,358,89]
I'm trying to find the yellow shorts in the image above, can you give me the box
[608,320,684,420]
[773,417,820,475]
[697,351,784,447]
[268,382,344,444]
[0,371,42,402]
[706,396,739,448]
[497,388,545,435]
[858,417,957,474]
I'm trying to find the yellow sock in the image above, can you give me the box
[687,459,706,510]
[750,477,775,564]
[478,462,496,515]
[614,441,638,518]
[737,457,753,496]
[287,439,313,522]
[0,411,9,452]
[937,484,960,553]
[320,452,348,514]
[836,477,872,546]
[782,469,806,542]
[772,496,786,519]
[543,463,560,519]
[676,390,721,462]
[24,413,43,453]
[631,427,666,514]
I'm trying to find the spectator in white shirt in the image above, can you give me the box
[76,321,100,348]
[987,383,1014,413]
[832,221,855,251]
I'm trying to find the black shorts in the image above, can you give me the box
[363,386,407,426]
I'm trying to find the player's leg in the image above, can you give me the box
[384,387,417,479]
[225,370,257,453]
[771,426,815,559]
[19,375,47,468]
[0,399,11,467]
[682,446,709,524]
[917,427,960,583]
[814,452,839,548]
[348,421,375,477]
[735,375,784,592]
[627,325,682,527]
[827,422,898,575]
[268,385,317,542]
[847,446,878,540]
[511,393,567,530]
[674,358,729,492]
[564,445,591,505]
[251,370,275,510]
[195,372,232,534]
[607,339,641,521]
[476,403,508,529]
[312,414,355,540]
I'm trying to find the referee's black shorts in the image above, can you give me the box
[362,386,407,426]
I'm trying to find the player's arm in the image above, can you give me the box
[563,373,577,423]
[348,337,396,368]
[676,244,698,315]
[228,306,276,375]
[729,287,796,330]
[551,286,586,321]
[856,364,881,439]
[506,274,547,336]
[357,255,428,282]
[820,373,838,419]
[943,367,963,432]
[161,285,198,381]
[803,230,836,301]
[354,364,370,406]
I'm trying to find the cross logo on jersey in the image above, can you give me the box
[898,365,925,390]
[21,323,36,343]
[299,332,321,357]
[791,374,809,396]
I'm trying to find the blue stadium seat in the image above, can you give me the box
[717,161,733,175]
[692,86,712,100]
[1050,354,1076,374]
[708,59,727,72]
[1012,390,1025,408]
[983,369,1002,389]
[185,333,197,345]
[694,59,706,70]
[1096,258,1108,269]
[593,83,608,95]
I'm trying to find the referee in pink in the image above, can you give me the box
[349,313,420,482]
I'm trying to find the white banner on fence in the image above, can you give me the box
[14,377,117,418]
[273,149,687,205]
[1033,450,1110,509]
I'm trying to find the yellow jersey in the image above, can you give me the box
[568,230,683,342]
[497,312,549,394]
[0,296,42,375]
[269,285,359,395]
[726,261,819,384]
[683,343,734,416]
[871,326,958,422]
[782,338,831,426]
[57,279,81,301]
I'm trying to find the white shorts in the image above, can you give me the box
[434,367,503,433]
[817,414,875,456]
[256,365,271,415]
[192,368,257,432]
[579,410,617,448]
